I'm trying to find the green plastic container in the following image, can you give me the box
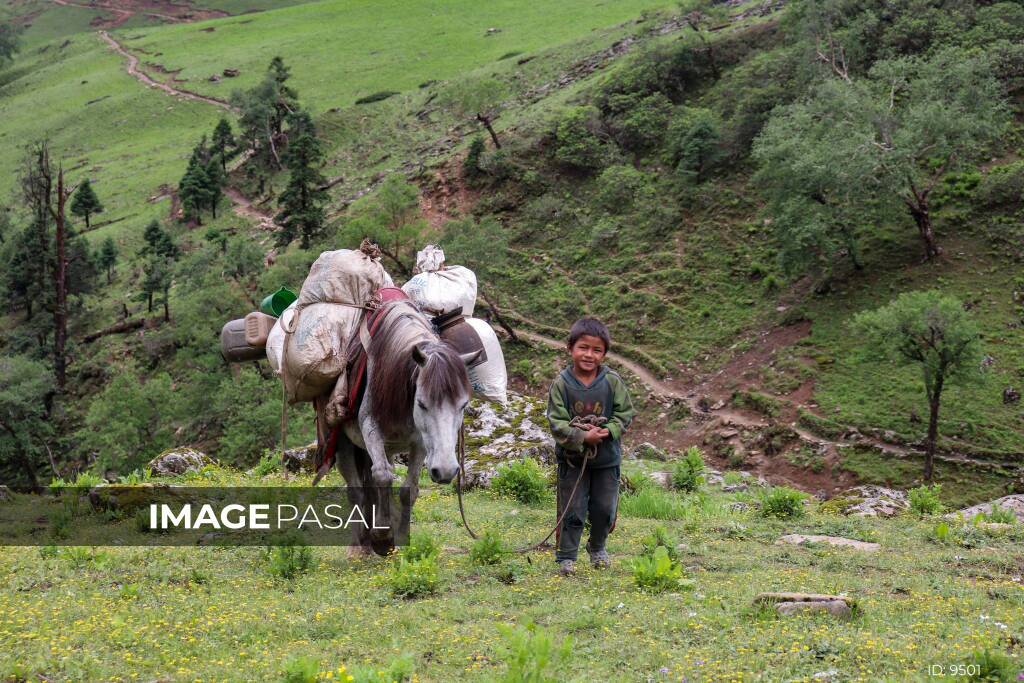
[260,286,297,317]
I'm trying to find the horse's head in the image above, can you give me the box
[411,341,481,484]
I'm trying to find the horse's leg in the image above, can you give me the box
[334,431,373,557]
[352,443,395,556]
[358,411,399,486]
[398,443,424,547]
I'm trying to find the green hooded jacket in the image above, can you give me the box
[546,364,635,468]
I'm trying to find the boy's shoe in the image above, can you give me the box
[558,560,576,576]
[590,549,611,569]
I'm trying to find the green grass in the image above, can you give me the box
[1,464,1022,680]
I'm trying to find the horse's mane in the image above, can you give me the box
[367,301,470,437]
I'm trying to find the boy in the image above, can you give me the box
[546,317,635,576]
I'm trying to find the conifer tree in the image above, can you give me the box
[211,118,235,172]
[97,236,118,284]
[275,110,327,249]
[70,178,103,229]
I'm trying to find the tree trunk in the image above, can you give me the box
[106,265,112,284]
[148,291,154,313]
[479,289,519,342]
[163,293,170,322]
[477,114,501,149]
[906,186,941,260]
[84,212,90,229]
[924,378,944,483]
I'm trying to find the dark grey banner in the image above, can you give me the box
[0,486,410,546]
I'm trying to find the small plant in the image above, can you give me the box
[119,583,140,600]
[495,621,572,683]
[639,525,679,562]
[963,648,1017,682]
[389,555,439,598]
[350,653,415,682]
[117,468,152,485]
[469,530,504,566]
[253,450,279,477]
[631,546,694,593]
[403,530,439,563]
[281,655,319,683]
[933,521,951,543]
[491,458,549,505]
[981,506,1016,525]
[909,484,944,516]
[671,446,705,492]
[463,136,486,179]
[759,486,808,519]
[267,542,315,580]
[619,471,657,494]
[619,488,686,520]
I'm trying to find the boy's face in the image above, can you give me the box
[569,334,607,374]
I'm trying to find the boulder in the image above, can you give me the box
[648,471,672,488]
[775,600,852,620]
[776,534,880,552]
[460,392,555,488]
[148,448,213,477]
[953,495,1024,524]
[88,482,183,514]
[754,591,853,606]
[282,443,317,473]
[630,442,668,461]
[827,485,908,517]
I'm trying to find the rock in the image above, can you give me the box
[208,74,221,82]
[88,482,183,514]
[148,448,213,477]
[282,443,317,473]
[775,600,852,620]
[222,68,239,77]
[630,442,668,461]
[776,534,880,552]
[754,592,853,606]
[649,471,673,488]
[831,485,908,517]
[721,483,748,493]
[459,393,555,487]
[953,495,1024,523]
[460,459,496,489]
[0,485,10,502]
[729,501,749,512]
[1003,386,1020,404]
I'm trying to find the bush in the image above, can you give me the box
[478,149,519,182]
[389,555,439,598]
[492,458,549,504]
[553,105,605,170]
[668,107,722,182]
[976,160,1024,207]
[495,621,572,683]
[589,216,619,250]
[759,486,808,519]
[671,446,705,493]
[605,91,673,152]
[631,546,694,593]
[639,524,679,562]
[267,542,315,580]
[981,506,1017,525]
[732,390,781,417]
[594,164,651,213]
[469,530,505,566]
[619,471,657,494]
[908,484,944,516]
[403,530,439,563]
[963,648,1018,682]
[349,655,414,683]
[252,450,279,477]
[463,136,486,179]
[281,656,320,683]
[619,488,686,519]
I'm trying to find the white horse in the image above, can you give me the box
[335,299,479,554]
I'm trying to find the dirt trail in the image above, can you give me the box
[224,187,277,231]
[98,31,236,112]
[51,0,227,28]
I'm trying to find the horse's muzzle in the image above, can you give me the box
[429,465,460,484]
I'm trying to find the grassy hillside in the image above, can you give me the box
[0,461,1021,681]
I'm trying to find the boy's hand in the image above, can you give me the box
[582,428,607,446]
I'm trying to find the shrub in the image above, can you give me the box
[267,542,315,580]
[389,555,439,598]
[605,91,674,152]
[350,654,415,682]
[631,546,694,593]
[908,484,944,516]
[619,471,657,494]
[732,390,781,417]
[463,136,486,179]
[479,149,518,182]
[553,105,605,170]
[963,648,1017,682]
[594,164,651,213]
[975,160,1024,207]
[589,217,619,250]
[982,506,1017,525]
[469,530,505,566]
[492,458,548,504]
[281,655,319,683]
[619,488,685,520]
[495,621,572,683]
[252,450,279,477]
[403,530,439,563]
[668,107,722,182]
[639,524,679,562]
[671,446,705,493]
[759,486,807,519]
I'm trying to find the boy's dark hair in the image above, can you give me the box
[567,317,611,351]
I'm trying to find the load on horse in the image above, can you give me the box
[221,241,508,555]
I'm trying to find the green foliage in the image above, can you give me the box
[462,136,486,179]
[731,390,781,417]
[354,90,400,105]
[553,105,606,170]
[491,458,549,505]
[440,215,508,283]
[214,368,282,465]
[976,160,1024,207]
[495,621,572,683]
[69,178,103,229]
[980,506,1017,525]
[349,654,415,683]
[671,446,705,492]
[469,529,505,566]
[267,541,315,580]
[96,236,118,284]
[339,174,426,276]
[668,107,722,182]
[619,487,686,520]
[908,484,944,516]
[963,648,1018,682]
[276,110,328,249]
[253,450,280,477]
[631,545,694,593]
[594,164,651,213]
[639,524,679,562]
[932,521,951,543]
[403,530,439,563]
[604,91,673,153]
[281,655,320,683]
[389,554,439,598]
[759,486,808,519]
[0,23,20,64]
[210,117,235,172]
[0,355,54,491]
[78,366,177,473]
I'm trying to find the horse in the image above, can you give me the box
[333,298,480,555]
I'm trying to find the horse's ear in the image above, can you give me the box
[412,343,429,367]
[460,349,483,367]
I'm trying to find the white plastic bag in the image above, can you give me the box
[266,304,290,375]
[463,317,507,404]
[402,265,477,316]
[414,245,446,273]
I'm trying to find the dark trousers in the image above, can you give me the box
[555,462,620,562]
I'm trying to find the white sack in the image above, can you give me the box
[464,317,507,404]
[402,265,477,317]
[281,302,362,403]
[296,248,393,307]
[414,244,446,273]
[266,303,291,375]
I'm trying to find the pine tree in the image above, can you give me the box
[211,118,235,172]
[275,111,327,249]
[70,178,103,229]
[97,236,117,284]
[178,161,212,225]
[205,159,225,219]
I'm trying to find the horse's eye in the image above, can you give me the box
[417,401,428,411]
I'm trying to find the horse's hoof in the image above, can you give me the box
[345,545,373,561]
[371,466,398,486]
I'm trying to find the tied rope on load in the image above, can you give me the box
[456,414,607,554]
